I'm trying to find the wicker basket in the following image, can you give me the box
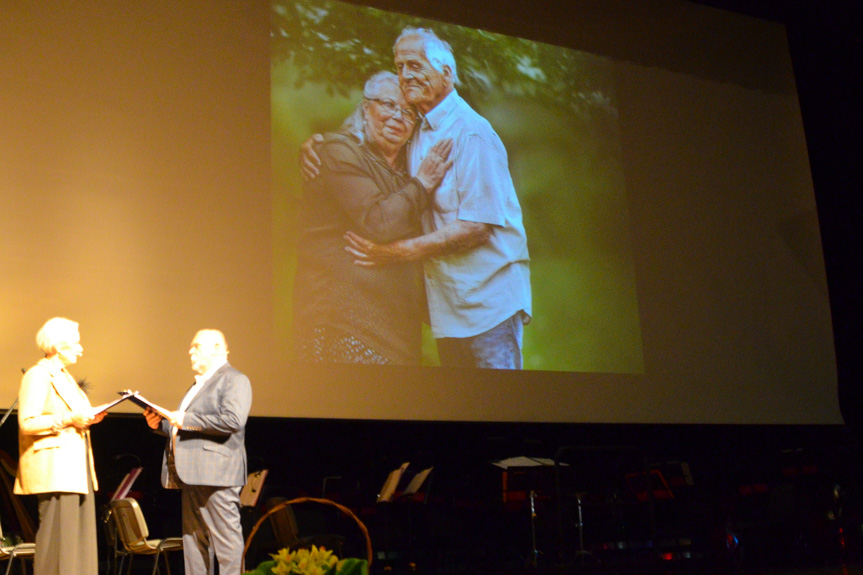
[242,496,373,568]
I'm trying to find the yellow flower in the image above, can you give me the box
[268,545,341,575]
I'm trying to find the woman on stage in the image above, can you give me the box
[14,317,105,575]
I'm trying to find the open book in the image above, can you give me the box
[376,463,433,503]
[376,461,410,503]
[90,390,172,419]
[491,456,558,469]
[402,466,433,496]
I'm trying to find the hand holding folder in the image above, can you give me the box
[89,390,172,419]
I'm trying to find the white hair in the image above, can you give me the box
[340,71,401,143]
[394,27,459,85]
[36,317,79,355]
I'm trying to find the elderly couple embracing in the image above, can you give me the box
[293,27,532,370]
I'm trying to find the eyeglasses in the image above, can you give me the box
[366,98,417,123]
[56,342,82,350]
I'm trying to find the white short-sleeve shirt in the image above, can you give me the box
[408,90,531,338]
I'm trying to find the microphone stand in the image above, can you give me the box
[0,398,18,430]
[0,368,25,430]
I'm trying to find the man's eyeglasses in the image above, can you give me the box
[366,98,417,123]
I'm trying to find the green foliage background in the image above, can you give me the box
[273,0,644,373]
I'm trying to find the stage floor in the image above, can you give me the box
[486,562,863,575]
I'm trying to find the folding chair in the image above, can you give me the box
[110,498,183,575]
[0,521,35,575]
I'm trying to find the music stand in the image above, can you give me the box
[105,467,143,575]
[376,462,410,504]
[400,467,433,502]
[494,456,557,566]
[241,469,269,508]
[111,467,143,502]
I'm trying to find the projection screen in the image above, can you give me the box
[0,0,840,424]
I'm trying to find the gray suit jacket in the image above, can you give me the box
[159,362,252,488]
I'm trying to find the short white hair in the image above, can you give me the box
[36,317,79,355]
[394,27,459,85]
[341,71,401,143]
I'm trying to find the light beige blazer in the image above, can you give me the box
[13,359,99,495]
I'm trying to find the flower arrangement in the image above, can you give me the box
[244,546,368,575]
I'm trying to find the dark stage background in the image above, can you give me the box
[2,0,863,573]
[3,416,863,574]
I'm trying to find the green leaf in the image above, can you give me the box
[333,558,368,575]
[242,559,277,575]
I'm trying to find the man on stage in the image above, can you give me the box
[144,329,252,575]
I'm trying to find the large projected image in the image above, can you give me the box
[0,0,839,423]
[272,0,644,373]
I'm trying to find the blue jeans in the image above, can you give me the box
[437,312,524,369]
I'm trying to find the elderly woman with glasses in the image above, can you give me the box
[292,71,452,365]
[14,317,106,575]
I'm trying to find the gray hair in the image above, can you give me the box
[36,317,79,355]
[340,71,401,144]
[394,27,459,85]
